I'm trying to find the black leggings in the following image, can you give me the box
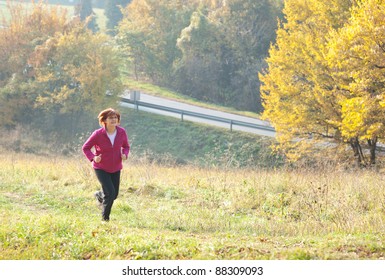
[94,169,121,221]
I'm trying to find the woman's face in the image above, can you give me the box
[105,114,119,127]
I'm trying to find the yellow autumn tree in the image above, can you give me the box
[0,0,68,126]
[0,1,123,133]
[31,24,123,115]
[260,0,368,165]
[0,1,68,84]
[326,0,385,164]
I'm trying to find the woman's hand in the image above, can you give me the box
[94,155,102,163]
[121,153,127,160]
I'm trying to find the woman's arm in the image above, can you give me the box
[82,131,98,162]
[121,130,130,158]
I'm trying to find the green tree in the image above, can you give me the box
[118,0,198,84]
[210,0,280,111]
[105,0,131,34]
[0,1,69,126]
[174,11,228,103]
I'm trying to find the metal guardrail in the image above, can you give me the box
[121,97,276,133]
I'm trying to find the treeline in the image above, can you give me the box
[0,0,282,134]
[48,0,283,112]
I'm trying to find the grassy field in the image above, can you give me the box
[1,152,385,260]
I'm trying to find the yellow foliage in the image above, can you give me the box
[32,26,123,114]
[340,97,366,138]
[0,1,124,126]
[261,0,385,163]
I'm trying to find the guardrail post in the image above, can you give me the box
[181,111,184,121]
[230,120,233,132]
[129,90,140,111]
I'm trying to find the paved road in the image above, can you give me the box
[120,92,276,137]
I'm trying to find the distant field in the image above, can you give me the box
[1,152,385,260]
[0,0,106,32]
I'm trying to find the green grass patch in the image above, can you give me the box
[120,107,278,167]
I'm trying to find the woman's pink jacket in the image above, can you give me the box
[82,126,130,173]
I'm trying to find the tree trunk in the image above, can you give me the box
[350,137,366,167]
[368,137,377,165]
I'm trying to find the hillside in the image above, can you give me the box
[1,152,385,260]
[1,105,280,168]
[119,107,279,167]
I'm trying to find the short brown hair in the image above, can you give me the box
[98,108,121,127]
